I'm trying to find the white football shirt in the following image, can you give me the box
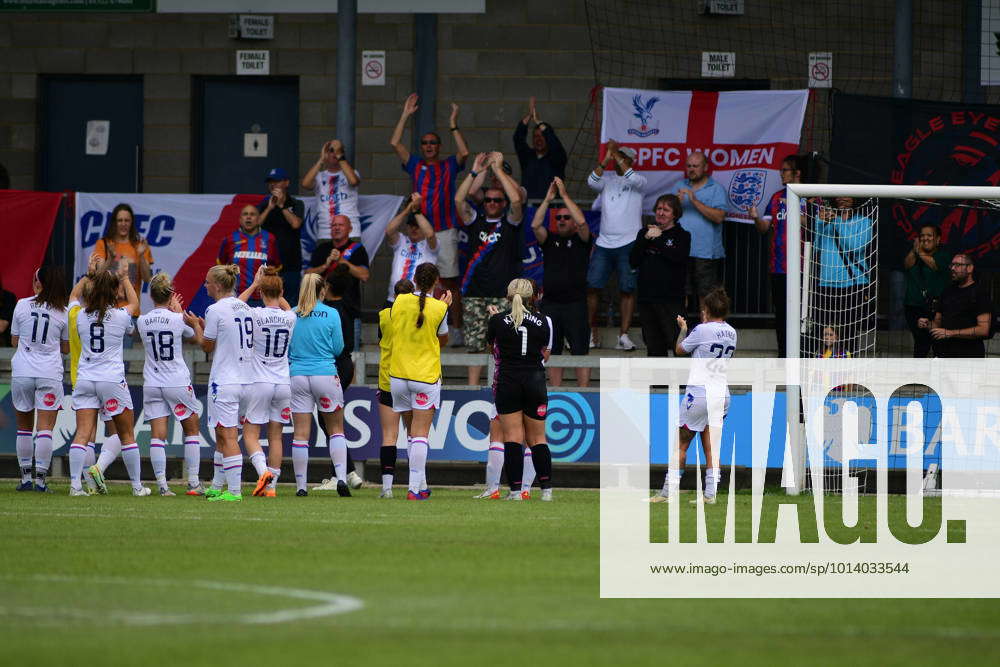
[250,306,296,384]
[681,320,738,398]
[74,301,135,383]
[315,169,361,239]
[386,235,438,302]
[10,297,69,381]
[204,296,255,385]
[136,308,195,388]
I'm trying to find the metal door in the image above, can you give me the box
[39,76,144,192]
[193,77,299,194]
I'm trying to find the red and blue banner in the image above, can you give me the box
[0,189,63,297]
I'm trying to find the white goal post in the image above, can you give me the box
[784,183,1000,494]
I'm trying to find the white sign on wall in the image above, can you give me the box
[362,50,386,86]
[982,0,1000,85]
[702,52,735,78]
[236,50,270,75]
[808,52,833,88]
[243,133,268,158]
[238,15,274,39]
[85,120,110,156]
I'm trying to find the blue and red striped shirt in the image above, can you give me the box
[403,155,463,232]
[217,229,282,294]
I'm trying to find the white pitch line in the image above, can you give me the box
[0,575,362,626]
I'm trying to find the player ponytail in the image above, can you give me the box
[507,278,534,329]
[258,266,283,300]
[296,273,324,317]
[207,264,239,294]
[34,265,68,311]
[413,262,439,329]
[393,278,415,297]
[149,272,174,306]
[86,270,119,324]
[701,287,730,320]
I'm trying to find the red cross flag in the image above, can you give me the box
[599,87,808,221]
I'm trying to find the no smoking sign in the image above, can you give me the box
[362,50,386,87]
[808,52,833,89]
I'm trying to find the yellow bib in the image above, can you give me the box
[388,293,447,384]
[68,304,81,389]
[377,307,392,392]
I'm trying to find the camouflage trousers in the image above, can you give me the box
[462,296,509,352]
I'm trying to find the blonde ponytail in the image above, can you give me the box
[296,273,324,317]
[149,272,174,305]
[506,278,534,329]
[207,264,239,293]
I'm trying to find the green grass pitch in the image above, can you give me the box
[2,484,999,665]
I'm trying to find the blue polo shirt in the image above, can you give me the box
[289,302,344,377]
[672,178,729,259]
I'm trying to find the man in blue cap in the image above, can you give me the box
[258,167,305,305]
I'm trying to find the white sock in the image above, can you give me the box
[97,434,122,474]
[150,439,168,488]
[382,474,393,492]
[705,468,720,498]
[84,443,96,468]
[222,455,242,494]
[486,442,504,489]
[521,449,536,492]
[267,466,281,489]
[184,437,201,486]
[407,438,428,494]
[328,434,347,483]
[31,430,53,485]
[661,468,683,496]
[121,443,143,491]
[69,443,87,490]
[16,430,33,482]
[249,450,267,477]
[292,441,309,491]
[211,450,225,490]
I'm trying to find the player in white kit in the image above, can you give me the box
[649,288,737,505]
[384,193,438,306]
[69,266,148,496]
[201,265,256,502]
[237,265,296,497]
[301,138,362,239]
[137,273,205,497]
[10,266,69,493]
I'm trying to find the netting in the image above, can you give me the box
[801,197,879,359]
[569,0,986,319]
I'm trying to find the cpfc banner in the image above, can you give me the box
[75,192,403,316]
[599,87,808,220]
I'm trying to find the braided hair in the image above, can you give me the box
[413,262,440,329]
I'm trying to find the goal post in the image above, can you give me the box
[784,183,1000,495]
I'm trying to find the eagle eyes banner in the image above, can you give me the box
[599,87,809,220]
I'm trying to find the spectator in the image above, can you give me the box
[586,138,645,351]
[531,177,591,387]
[467,157,526,208]
[384,193,437,307]
[923,253,992,358]
[390,93,469,346]
[217,204,282,305]
[301,139,362,240]
[903,224,950,358]
[90,203,153,307]
[818,325,851,358]
[514,96,567,202]
[814,196,874,355]
[0,274,15,347]
[258,167,305,307]
[628,194,691,357]
[455,152,524,386]
[672,151,728,310]
[305,214,370,350]
[750,154,804,357]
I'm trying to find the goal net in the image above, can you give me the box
[787,184,1000,496]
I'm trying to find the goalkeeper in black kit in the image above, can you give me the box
[486,278,554,501]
